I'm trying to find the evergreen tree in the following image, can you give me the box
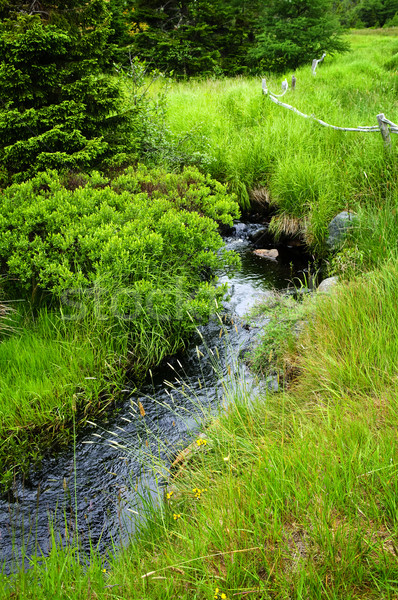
[0,1,133,183]
[357,0,398,26]
[130,0,263,76]
[249,0,349,72]
[332,0,398,27]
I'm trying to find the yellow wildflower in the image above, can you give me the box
[192,487,207,499]
[173,513,181,520]
[166,490,174,500]
[214,588,227,600]
[196,438,207,446]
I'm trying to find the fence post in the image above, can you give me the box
[291,75,296,91]
[311,59,317,75]
[377,113,391,149]
[312,53,326,75]
[262,78,267,95]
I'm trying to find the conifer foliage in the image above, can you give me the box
[130,0,263,77]
[250,0,349,72]
[0,1,133,184]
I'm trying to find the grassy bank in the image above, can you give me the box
[0,165,239,486]
[0,305,129,487]
[4,260,398,598]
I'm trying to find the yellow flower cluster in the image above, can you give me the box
[173,513,181,520]
[166,490,174,500]
[192,487,207,499]
[196,438,207,446]
[214,587,227,599]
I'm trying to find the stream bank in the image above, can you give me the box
[0,220,312,571]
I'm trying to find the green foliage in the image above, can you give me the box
[250,0,349,72]
[0,4,139,183]
[333,0,398,28]
[327,246,365,277]
[357,0,398,27]
[129,0,353,76]
[0,165,239,298]
[5,349,398,598]
[130,0,263,77]
[384,50,398,68]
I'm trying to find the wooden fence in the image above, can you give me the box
[261,59,398,149]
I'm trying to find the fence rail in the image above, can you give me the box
[261,76,398,148]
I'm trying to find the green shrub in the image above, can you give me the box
[0,165,238,290]
[0,166,240,369]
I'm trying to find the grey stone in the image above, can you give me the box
[326,211,357,250]
[317,276,339,293]
[249,226,269,244]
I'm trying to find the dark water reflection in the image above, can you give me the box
[0,222,311,570]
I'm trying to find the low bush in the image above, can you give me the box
[0,164,240,374]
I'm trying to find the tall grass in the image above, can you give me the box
[298,258,398,400]
[0,305,128,487]
[163,34,398,251]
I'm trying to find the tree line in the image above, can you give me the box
[0,0,396,183]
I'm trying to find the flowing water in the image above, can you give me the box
[0,221,311,570]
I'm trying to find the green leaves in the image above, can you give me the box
[0,7,137,183]
[250,0,349,72]
[0,165,239,296]
[130,0,263,77]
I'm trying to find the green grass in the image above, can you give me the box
[162,33,398,253]
[0,305,128,487]
[5,256,398,598]
[245,292,313,378]
[297,259,398,401]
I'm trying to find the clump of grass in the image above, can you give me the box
[246,291,314,380]
[297,256,398,400]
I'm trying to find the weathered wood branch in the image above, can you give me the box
[312,52,326,75]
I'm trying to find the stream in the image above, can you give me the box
[0,221,311,571]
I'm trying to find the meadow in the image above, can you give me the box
[2,30,398,598]
[164,33,398,258]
